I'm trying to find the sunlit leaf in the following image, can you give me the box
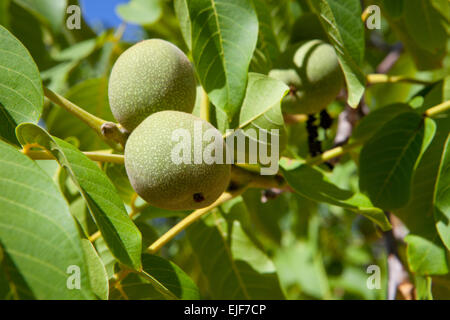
[0,25,43,141]
[0,140,94,299]
[186,0,258,119]
[16,123,142,270]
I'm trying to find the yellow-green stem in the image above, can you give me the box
[366,74,434,86]
[200,87,210,122]
[44,87,106,135]
[25,150,125,164]
[147,188,247,254]
[424,100,450,118]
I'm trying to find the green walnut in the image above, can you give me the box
[269,40,343,115]
[125,111,231,211]
[108,39,197,131]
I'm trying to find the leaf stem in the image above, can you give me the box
[43,87,127,148]
[24,149,125,164]
[200,87,210,122]
[304,140,364,166]
[146,188,247,254]
[44,87,106,135]
[424,100,450,118]
[366,74,435,86]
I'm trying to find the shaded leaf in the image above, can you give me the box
[188,214,285,299]
[280,159,391,231]
[351,103,412,143]
[359,112,436,210]
[16,123,142,270]
[110,254,200,300]
[250,0,280,73]
[434,135,450,250]
[14,0,67,33]
[395,82,450,276]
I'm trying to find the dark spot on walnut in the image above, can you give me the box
[193,193,205,203]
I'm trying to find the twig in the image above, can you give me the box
[424,100,450,118]
[24,149,125,164]
[44,87,127,148]
[366,74,435,86]
[383,213,413,300]
[147,188,247,254]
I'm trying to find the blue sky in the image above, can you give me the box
[79,0,144,42]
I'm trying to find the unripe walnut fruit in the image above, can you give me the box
[108,39,197,131]
[124,111,231,211]
[269,40,344,115]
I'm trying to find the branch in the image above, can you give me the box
[24,149,125,164]
[424,100,450,118]
[366,74,435,86]
[199,87,210,122]
[147,187,248,254]
[44,87,128,148]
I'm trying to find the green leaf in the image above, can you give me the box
[186,0,258,119]
[265,0,294,52]
[359,112,436,210]
[0,0,10,28]
[308,0,365,107]
[274,242,330,299]
[94,237,117,280]
[110,254,200,300]
[45,78,115,151]
[404,0,448,56]
[174,0,192,49]
[381,0,404,18]
[104,163,136,205]
[80,239,109,300]
[14,0,67,33]
[242,189,290,244]
[116,0,162,25]
[405,235,449,275]
[0,140,95,299]
[0,25,43,136]
[434,135,450,250]
[231,73,288,168]
[52,38,98,62]
[351,103,412,143]
[250,0,281,74]
[376,0,448,70]
[16,123,142,270]
[188,214,285,299]
[395,83,450,276]
[280,159,391,231]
